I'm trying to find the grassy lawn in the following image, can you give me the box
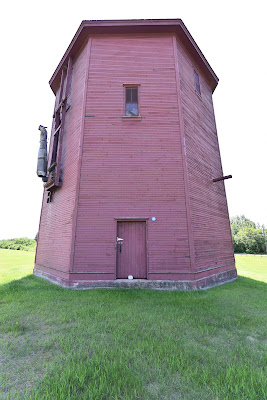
[0,249,35,284]
[0,250,266,399]
[235,254,267,283]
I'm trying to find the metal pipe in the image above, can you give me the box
[213,175,232,183]
[37,125,48,182]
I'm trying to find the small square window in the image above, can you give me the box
[194,70,201,96]
[125,86,139,116]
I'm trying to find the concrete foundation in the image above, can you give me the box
[33,268,237,291]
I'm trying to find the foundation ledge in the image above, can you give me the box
[33,268,237,291]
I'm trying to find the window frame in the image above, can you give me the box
[123,84,140,117]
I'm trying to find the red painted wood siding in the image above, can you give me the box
[72,34,191,277]
[176,36,234,271]
[35,28,235,283]
[116,221,147,279]
[35,42,88,272]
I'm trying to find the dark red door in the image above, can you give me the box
[116,221,147,279]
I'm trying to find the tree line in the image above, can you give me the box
[0,237,36,252]
[1,217,266,254]
[231,215,267,254]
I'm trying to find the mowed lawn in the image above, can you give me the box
[0,250,266,399]
[235,254,267,283]
[0,249,34,284]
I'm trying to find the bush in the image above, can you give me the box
[0,238,36,252]
[231,215,266,254]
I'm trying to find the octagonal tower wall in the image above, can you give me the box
[175,35,235,277]
[71,34,192,281]
[34,20,236,288]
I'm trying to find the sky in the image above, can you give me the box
[0,0,266,239]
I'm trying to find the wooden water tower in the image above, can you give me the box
[34,19,236,289]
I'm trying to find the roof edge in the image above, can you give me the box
[178,20,219,89]
[49,19,219,94]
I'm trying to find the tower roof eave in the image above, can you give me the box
[49,19,219,94]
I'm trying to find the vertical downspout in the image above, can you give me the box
[172,35,195,274]
[69,37,92,273]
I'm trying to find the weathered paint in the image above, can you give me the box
[34,19,236,289]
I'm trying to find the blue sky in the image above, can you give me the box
[0,0,266,239]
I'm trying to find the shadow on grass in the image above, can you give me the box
[0,274,64,291]
[233,274,267,288]
[1,273,266,293]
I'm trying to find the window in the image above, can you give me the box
[125,86,139,116]
[194,70,201,96]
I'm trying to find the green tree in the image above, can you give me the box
[0,238,36,252]
[231,215,266,254]
[230,215,256,236]
[233,227,265,254]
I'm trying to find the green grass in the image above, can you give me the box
[235,254,267,283]
[0,249,35,284]
[0,250,266,399]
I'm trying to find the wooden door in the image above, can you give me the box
[116,221,147,279]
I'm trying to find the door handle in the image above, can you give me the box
[117,237,123,253]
